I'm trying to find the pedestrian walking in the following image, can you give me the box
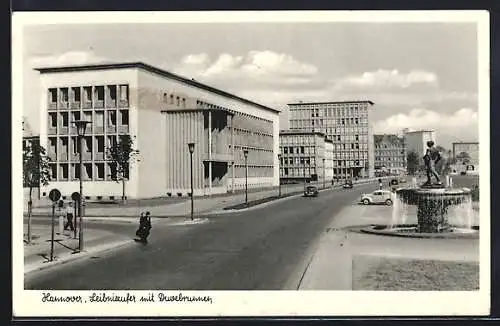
[136,211,152,243]
[64,201,75,231]
[378,178,383,190]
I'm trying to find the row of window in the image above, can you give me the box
[232,114,274,135]
[48,85,129,107]
[46,135,127,161]
[47,109,129,132]
[48,162,128,181]
[232,166,274,178]
[289,105,369,118]
[280,167,318,177]
[290,117,369,126]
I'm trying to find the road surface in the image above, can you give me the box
[26,182,379,290]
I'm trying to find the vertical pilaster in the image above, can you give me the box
[231,114,235,193]
[208,111,212,194]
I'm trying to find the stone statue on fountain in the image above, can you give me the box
[422,140,444,188]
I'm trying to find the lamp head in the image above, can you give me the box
[243,149,249,158]
[74,120,90,136]
[188,142,195,154]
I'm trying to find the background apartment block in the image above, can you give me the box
[452,142,479,165]
[279,131,333,184]
[374,134,406,176]
[288,101,375,179]
[36,62,280,199]
[403,129,436,157]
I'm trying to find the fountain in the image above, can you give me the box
[362,141,478,239]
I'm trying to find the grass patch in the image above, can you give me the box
[352,255,479,291]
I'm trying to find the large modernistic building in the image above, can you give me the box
[279,130,333,183]
[374,134,406,175]
[36,62,280,199]
[404,129,436,157]
[288,100,375,179]
[452,142,479,165]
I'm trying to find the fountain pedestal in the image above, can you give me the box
[416,189,450,233]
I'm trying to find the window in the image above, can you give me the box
[49,113,57,128]
[72,87,80,102]
[60,164,68,180]
[120,85,129,101]
[97,136,105,153]
[95,86,104,101]
[49,89,57,102]
[108,111,116,126]
[182,98,186,108]
[109,85,117,100]
[283,147,288,154]
[170,94,174,104]
[61,112,68,127]
[163,93,168,103]
[96,163,105,179]
[120,110,129,125]
[300,146,305,154]
[72,111,81,124]
[60,88,68,102]
[176,96,180,106]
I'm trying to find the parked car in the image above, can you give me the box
[360,190,393,205]
[343,180,353,189]
[304,185,319,197]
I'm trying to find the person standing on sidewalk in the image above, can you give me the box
[64,201,75,231]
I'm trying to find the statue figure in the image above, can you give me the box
[423,140,442,187]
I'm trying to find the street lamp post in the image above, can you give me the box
[277,153,282,197]
[323,158,326,189]
[74,120,89,252]
[188,143,195,221]
[243,149,249,206]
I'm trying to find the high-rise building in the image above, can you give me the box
[452,142,479,165]
[374,134,406,175]
[404,129,436,157]
[279,130,333,183]
[35,62,280,200]
[288,100,375,179]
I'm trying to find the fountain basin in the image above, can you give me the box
[394,187,472,233]
[360,224,479,239]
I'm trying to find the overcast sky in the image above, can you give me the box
[21,21,480,148]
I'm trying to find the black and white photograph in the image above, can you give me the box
[13,11,490,317]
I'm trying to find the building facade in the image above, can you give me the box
[404,129,436,157]
[288,101,375,179]
[36,62,280,200]
[452,142,479,165]
[374,134,406,175]
[279,131,333,184]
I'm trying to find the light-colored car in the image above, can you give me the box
[360,190,393,205]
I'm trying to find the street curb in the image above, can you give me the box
[24,239,133,277]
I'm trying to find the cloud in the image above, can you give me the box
[373,108,478,139]
[173,50,319,88]
[29,51,108,68]
[333,69,439,91]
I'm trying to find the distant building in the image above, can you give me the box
[35,62,280,199]
[288,100,375,179]
[452,142,479,165]
[279,130,333,183]
[374,134,406,175]
[404,129,436,157]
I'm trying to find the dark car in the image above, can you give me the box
[343,180,353,189]
[304,185,319,197]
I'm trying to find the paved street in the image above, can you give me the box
[25,182,379,290]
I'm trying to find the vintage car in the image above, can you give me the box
[360,190,393,205]
[304,185,319,197]
[342,180,354,189]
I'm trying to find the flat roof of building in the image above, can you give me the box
[403,130,435,133]
[35,62,280,114]
[279,130,326,137]
[452,142,479,145]
[287,100,374,106]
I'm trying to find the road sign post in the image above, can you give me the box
[48,189,61,262]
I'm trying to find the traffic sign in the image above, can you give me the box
[48,189,61,203]
[71,192,80,201]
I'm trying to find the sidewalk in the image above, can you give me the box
[28,178,385,218]
[23,224,132,274]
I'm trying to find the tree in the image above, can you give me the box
[23,142,51,243]
[406,150,419,175]
[106,135,139,204]
[456,151,471,164]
